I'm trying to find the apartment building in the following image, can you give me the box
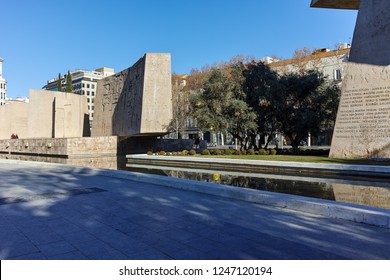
[267,44,351,82]
[0,58,7,106]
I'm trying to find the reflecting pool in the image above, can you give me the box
[124,164,390,210]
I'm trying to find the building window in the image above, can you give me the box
[82,90,85,95]
[92,92,95,96]
[334,69,342,81]
[87,91,90,96]
[87,84,90,89]
[92,84,95,89]
[82,83,85,88]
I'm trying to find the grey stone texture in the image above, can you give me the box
[325,0,390,158]
[1,159,390,260]
[92,53,172,137]
[0,136,194,168]
[349,0,390,66]
[330,63,390,158]
[0,137,119,169]
[127,154,390,228]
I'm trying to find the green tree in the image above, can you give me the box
[267,71,340,152]
[169,74,192,139]
[190,68,232,133]
[243,61,280,149]
[57,73,62,92]
[65,71,72,93]
[190,67,257,150]
[225,99,257,149]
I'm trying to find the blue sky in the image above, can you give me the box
[1,0,358,99]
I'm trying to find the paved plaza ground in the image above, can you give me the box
[1,159,390,260]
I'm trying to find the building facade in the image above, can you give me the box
[0,58,7,106]
[267,45,350,83]
[43,67,114,125]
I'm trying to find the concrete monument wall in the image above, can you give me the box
[0,102,29,139]
[28,90,90,138]
[330,63,390,158]
[0,136,119,169]
[0,89,90,139]
[313,0,390,158]
[92,53,172,137]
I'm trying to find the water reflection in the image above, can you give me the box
[124,164,390,210]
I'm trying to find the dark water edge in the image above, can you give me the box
[122,164,390,210]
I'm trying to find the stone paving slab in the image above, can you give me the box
[1,159,390,260]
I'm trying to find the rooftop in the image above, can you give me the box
[268,47,350,68]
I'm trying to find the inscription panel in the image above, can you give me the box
[330,62,390,158]
[334,86,390,139]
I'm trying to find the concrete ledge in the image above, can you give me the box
[3,159,390,229]
[108,170,390,229]
[127,154,390,178]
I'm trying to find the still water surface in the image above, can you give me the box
[124,164,390,210]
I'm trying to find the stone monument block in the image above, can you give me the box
[313,0,390,158]
[330,63,390,158]
[0,102,29,139]
[28,89,90,138]
[0,89,89,139]
[310,0,360,10]
[91,53,172,137]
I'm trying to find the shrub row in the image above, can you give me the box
[147,150,196,156]
[147,149,279,156]
[147,148,329,157]
[276,148,329,156]
[202,149,277,156]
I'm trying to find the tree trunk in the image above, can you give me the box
[249,133,258,150]
[258,136,263,149]
[239,139,245,151]
[264,131,275,149]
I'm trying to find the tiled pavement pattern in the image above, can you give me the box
[1,160,390,260]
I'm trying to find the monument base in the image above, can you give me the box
[330,62,390,158]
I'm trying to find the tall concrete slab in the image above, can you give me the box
[28,90,90,138]
[0,102,29,139]
[313,0,390,158]
[92,53,172,137]
[0,89,89,139]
